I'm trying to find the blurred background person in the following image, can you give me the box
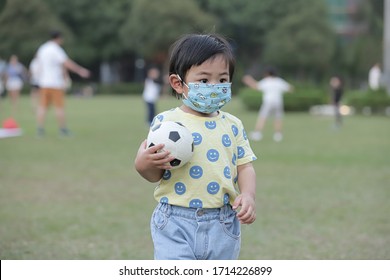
[5,55,27,116]
[242,67,293,142]
[0,56,6,98]
[368,63,382,91]
[35,30,90,137]
[142,66,162,126]
[329,75,344,129]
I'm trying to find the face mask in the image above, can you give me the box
[177,75,232,114]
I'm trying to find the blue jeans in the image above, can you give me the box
[151,203,241,260]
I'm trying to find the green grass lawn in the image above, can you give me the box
[0,94,389,259]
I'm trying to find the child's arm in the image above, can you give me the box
[134,140,175,183]
[242,75,259,90]
[233,162,257,224]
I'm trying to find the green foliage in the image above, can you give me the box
[120,0,216,60]
[284,86,327,111]
[345,89,390,114]
[342,35,382,79]
[44,0,130,62]
[263,1,335,76]
[332,1,383,79]
[0,0,6,13]
[204,0,299,59]
[239,88,262,111]
[0,0,71,63]
[239,85,327,112]
[0,0,384,84]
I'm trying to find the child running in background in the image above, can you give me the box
[242,67,293,142]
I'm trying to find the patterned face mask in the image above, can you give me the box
[177,75,232,114]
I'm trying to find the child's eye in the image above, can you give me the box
[199,79,208,83]
[220,78,228,83]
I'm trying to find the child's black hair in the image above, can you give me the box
[264,66,277,77]
[168,33,235,98]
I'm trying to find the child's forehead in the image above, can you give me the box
[188,55,229,74]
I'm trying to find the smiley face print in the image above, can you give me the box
[205,121,217,130]
[207,149,219,162]
[222,134,231,147]
[192,132,202,145]
[162,170,171,180]
[231,125,238,136]
[189,199,203,208]
[174,182,186,195]
[189,165,203,179]
[223,193,230,205]
[237,146,245,159]
[224,166,231,179]
[207,181,220,195]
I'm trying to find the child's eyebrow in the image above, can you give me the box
[195,71,229,76]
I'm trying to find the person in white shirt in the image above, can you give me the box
[142,67,162,125]
[35,30,90,137]
[368,63,381,91]
[242,67,293,142]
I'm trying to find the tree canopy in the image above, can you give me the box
[0,0,71,63]
[263,1,335,78]
[119,0,216,63]
[0,0,383,83]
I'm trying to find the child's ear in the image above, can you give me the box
[169,74,184,94]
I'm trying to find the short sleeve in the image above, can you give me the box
[235,119,257,166]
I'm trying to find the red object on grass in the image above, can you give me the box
[2,118,19,129]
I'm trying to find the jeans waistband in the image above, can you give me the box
[156,203,235,222]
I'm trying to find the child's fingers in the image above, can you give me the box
[153,155,175,165]
[232,196,242,210]
[151,149,171,160]
[147,143,166,153]
[237,206,256,224]
[154,154,176,169]
[156,163,172,170]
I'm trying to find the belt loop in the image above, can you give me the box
[165,203,172,217]
[220,205,226,222]
[159,202,171,217]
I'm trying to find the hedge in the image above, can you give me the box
[344,89,390,114]
[239,85,327,112]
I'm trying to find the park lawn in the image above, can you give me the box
[0,94,389,259]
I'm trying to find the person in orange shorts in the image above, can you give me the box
[35,30,90,137]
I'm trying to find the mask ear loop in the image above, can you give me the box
[176,74,189,98]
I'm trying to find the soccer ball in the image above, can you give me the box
[147,121,194,169]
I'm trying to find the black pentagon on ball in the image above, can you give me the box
[148,142,158,153]
[170,158,181,166]
[169,131,181,142]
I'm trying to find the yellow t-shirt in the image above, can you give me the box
[152,107,257,209]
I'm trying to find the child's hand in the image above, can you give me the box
[134,140,175,182]
[232,192,256,224]
[136,140,175,170]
